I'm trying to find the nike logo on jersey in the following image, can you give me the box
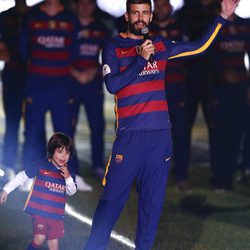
[121,50,129,55]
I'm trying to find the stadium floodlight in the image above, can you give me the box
[0,168,5,177]
[0,0,249,18]
[235,0,250,18]
[96,0,184,17]
[26,0,43,6]
[244,52,250,72]
[96,0,249,18]
[0,0,43,13]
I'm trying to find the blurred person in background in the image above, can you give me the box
[0,0,29,181]
[151,0,191,193]
[238,102,250,183]
[19,0,92,191]
[208,10,250,191]
[70,0,110,180]
[176,0,220,162]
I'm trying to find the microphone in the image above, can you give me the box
[141,27,153,63]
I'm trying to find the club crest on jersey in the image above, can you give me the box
[37,224,44,231]
[115,154,124,163]
[78,29,90,38]
[102,64,111,76]
[48,20,56,30]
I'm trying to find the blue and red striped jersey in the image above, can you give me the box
[209,15,250,85]
[73,20,110,81]
[19,5,79,81]
[150,18,186,86]
[23,158,75,220]
[102,16,227,133]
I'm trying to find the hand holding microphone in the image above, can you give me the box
[140,27,154,63]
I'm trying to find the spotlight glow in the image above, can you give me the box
[244,52,250,72]
[96,0,250,18]
[65,204,136,249]
[0,168,5,177]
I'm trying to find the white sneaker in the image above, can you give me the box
[75,175,93,192]
[19,178,34,192]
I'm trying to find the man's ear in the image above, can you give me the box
[124,12,129,22]
[150,12,153,22]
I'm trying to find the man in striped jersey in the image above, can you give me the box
[85,0,240,249]
[71,0,110,180]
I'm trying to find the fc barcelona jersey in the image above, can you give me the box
[24,158,75,220]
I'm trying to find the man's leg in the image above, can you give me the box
[85,132,145,250]
[135,130,172,250]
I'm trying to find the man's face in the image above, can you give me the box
[154,0,172,22]
[77,0,95,18]
[125,3,153,36]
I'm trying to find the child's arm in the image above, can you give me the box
[65,177,77,196]
[60,165,77,196]
[0,171,29,204]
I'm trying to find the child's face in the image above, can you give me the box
[51,147,70,168]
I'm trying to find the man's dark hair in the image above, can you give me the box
[47,132,74,158]
[74,0,96,4]
[126,0,152,12]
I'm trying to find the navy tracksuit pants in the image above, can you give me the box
[23,78,74,167]
[1,69,25,169]
[166,84,190,182]
[209,84,248,188]
[71,81,105,172]
[85,130,173,250]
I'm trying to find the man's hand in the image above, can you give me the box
[0,190,8,204]
[139,39,155,61]
[220,0,240,19]
[71,67,98,85]
[0,42,10,62]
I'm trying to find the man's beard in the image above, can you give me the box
[128,20,148,36]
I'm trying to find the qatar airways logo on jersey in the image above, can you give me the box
[139,61,159,76]
[45,182,65,194]
[37,36,65,48]
[80,44,99,56]
[220,41,246,52]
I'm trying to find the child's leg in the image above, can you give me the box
[27,234,46,249]
[47,239,59,250]
[29,215,48,249]
[27,241,39,250]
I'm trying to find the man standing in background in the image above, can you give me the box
[71,0,110,180]
[19,0,92,191]
[151,0,191,193]
[0,0,29,180]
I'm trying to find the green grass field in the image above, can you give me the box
[1,166,250,250]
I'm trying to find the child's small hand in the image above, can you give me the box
[0,190,8,204]
[60,165,70,179]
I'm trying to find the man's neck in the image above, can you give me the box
[126,31,143,40]
[154,19,171,29]
[15,2,28,14]
[79,16,95,26]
